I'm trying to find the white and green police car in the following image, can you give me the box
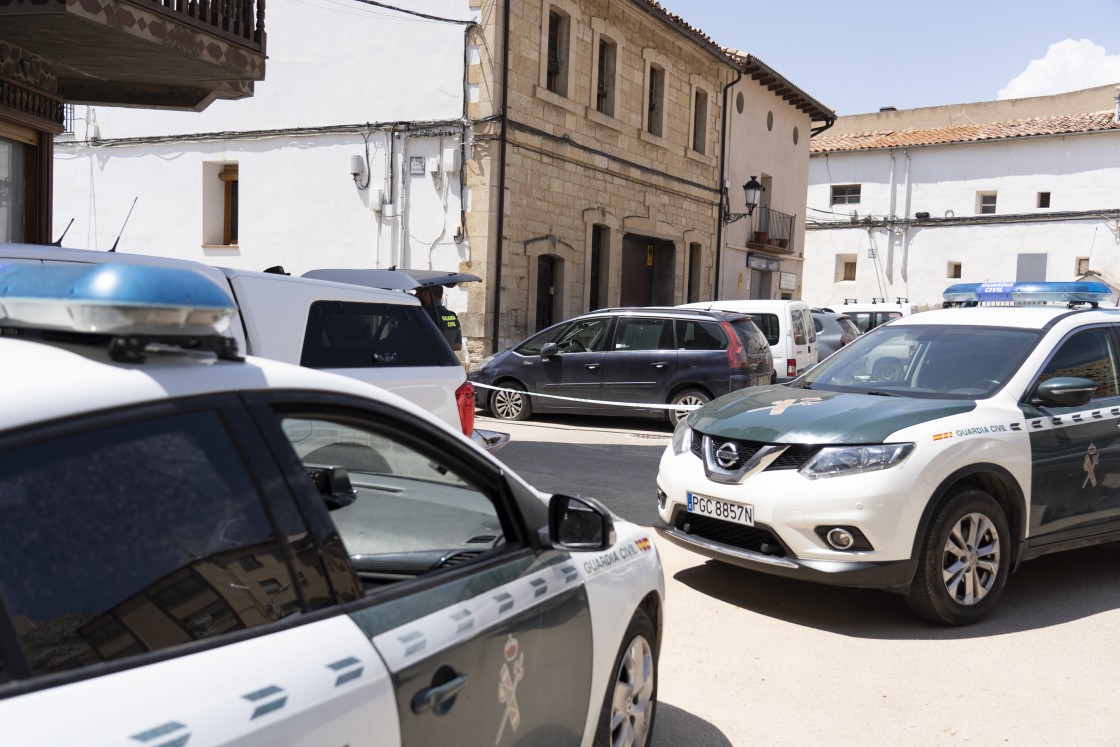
[0,263,664,746]
[657,281,1120,625]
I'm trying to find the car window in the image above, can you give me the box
[676,319,727,351]
[613,317,673,351]
[557,317,610,353]
[749,313,780,345]
[0,410,307,681]
[838,317,860,338]
[792,310,814,344]
[281,417,506,587]
[300,300,455,368]
[514,322,570,355]
[1034,328,1120,400]
[813,317,824,333]
[803,324,1041,398]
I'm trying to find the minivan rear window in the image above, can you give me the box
[301,301,458,368]
[749,314,780,345]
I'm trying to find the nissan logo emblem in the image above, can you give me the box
[715,442,740,469]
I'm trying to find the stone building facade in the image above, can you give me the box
[462,0,833,357]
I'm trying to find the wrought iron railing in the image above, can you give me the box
[749,207,796,253]
[144,0,266,48]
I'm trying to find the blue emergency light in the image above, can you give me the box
[0,262,236,338]
[943,281,1114,306]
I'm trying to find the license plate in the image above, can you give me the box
[686,492,754,526]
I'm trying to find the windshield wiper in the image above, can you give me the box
[865,389,901,397]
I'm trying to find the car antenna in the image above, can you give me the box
[50,218,74,246]
[108,196,138,253]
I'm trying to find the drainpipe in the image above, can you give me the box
[886,148,895,281]
[490,0,511,354]
[715,66,743,300]
[901,149,912,283]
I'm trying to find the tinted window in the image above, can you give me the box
[0,411,300,679]
[281,418,505,585]
[514,322,570,355]
[301,300,456,368]
[676,319,727,351]
[750,313,781,345]
[1035,328,1120,400]
[557,317,611,353]
[613,317,674,351]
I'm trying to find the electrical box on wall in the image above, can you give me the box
[442,145,460,175]
[369,188,384,213]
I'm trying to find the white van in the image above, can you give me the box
[834,297,913,333]
[677,299,817,381]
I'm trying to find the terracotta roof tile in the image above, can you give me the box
[811,111,1120,153]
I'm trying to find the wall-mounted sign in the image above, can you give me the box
[409,156,426,176]
[779,271,798,291]
[747,254,780,272]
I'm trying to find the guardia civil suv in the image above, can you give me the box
[0,263,664,746]
[657,281,1120,625]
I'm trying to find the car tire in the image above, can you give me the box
[668,389,709,428]
[905,486,1010,626]
[594,608,658,747]
[490,379,532,421]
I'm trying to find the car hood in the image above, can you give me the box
[690,385,976,444]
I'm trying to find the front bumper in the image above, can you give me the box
[655,512,915,591]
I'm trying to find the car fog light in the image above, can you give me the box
[826,528,855,550]
[656,488,667,508]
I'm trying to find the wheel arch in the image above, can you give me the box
[910,463,1027,572]
[637,590,663,659]
[666,383,712,403]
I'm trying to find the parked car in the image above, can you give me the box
[658,279,1120,626]
[811,307,861,359]
[470,307,774,426]
[677,299,818,381]
[0,262,665,746]
[0,243,505,450]
[835,297,912,333]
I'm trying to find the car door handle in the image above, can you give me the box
[585,363,599,370]
[411,673,469,714]
[652,361,668,369]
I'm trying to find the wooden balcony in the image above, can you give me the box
[0,0,266,111]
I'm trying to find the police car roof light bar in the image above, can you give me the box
[943,281,1114,306]
[0,263,237,343]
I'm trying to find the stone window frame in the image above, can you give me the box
[589,17,622,121]
[687,74,716,165]
[836,253,857,282]
[640,48,672,146]
[538,0,578,100]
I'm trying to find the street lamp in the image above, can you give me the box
[723,175,762,224]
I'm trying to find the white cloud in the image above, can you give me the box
[999,39,1120,99]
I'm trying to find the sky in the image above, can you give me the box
[656,0,1120,116]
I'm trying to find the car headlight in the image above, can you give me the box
[670,418,692,456]
[469,354,494,374]
[799,443,914,480]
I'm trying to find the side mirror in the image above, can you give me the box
[1034,376,1097,408]
[540,342,559,360]
[547,494,615,551]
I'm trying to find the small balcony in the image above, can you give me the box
[0,0,267,111]
[746,207,796,254]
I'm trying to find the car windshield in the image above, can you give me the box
[797,323,1043,398]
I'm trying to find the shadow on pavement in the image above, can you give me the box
[651,701,733,747]
[671,542,1120,639]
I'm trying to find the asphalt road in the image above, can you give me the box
[479,412,1120,747]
